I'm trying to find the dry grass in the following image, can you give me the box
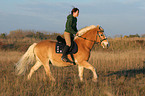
[0,48,145,96]
[0,37,145,95]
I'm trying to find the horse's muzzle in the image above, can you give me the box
[101,41,110,49]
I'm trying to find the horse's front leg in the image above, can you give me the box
[78,61,98,82]
[78,66,84,82]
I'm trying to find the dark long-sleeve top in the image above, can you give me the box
[65,14,78,36]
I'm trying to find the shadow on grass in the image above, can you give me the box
[106,61,145,78]
[61,76,85,91]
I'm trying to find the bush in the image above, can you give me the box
[0,33,7,39]
[129,34,140,38]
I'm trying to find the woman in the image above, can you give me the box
[61,8,79,62]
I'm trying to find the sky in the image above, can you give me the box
[0,0,145,37]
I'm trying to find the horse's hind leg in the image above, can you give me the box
[27,61,42,80]
[43,62,55,82]
[37,56,55,82]
[78,61,98,82]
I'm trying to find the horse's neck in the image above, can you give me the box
[75,29,97,50]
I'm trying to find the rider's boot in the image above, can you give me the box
[61,45,72,63]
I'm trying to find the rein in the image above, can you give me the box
[77,31,107,44]
[77,35,99,44]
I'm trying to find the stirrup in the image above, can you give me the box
[61,56,73,63]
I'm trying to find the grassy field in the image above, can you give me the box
[0,38,145,96]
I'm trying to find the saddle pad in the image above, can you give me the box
[56,42,65,53]
[55,42,78,54]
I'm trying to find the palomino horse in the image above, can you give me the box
[15,25,109,82]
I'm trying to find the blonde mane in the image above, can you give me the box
[75,25,97,39]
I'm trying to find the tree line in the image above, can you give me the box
[0,29,145,39]
[0,29,62,40]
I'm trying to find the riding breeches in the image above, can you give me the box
[64,32,72,47]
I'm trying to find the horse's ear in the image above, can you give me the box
[97,25,100,28]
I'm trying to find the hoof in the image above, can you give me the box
[27,75,31,80]
[79,78,84,82]
[92,78,97,82]
[51,79,56,82]
[50,77,56,82]
[80,79,84,82]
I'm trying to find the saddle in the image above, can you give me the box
[55,36,78,54]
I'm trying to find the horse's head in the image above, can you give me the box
[96,25,109,48]
[75,25,109,49]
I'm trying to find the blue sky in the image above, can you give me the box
[0,0,145,37]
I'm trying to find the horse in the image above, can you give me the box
[15,25,109,82]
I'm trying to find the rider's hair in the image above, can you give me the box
[71,8,79,14]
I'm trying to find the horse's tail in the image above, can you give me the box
[15,43,37,75]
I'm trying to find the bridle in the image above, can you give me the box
[77,30,107,44]
[97,31,108,43]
